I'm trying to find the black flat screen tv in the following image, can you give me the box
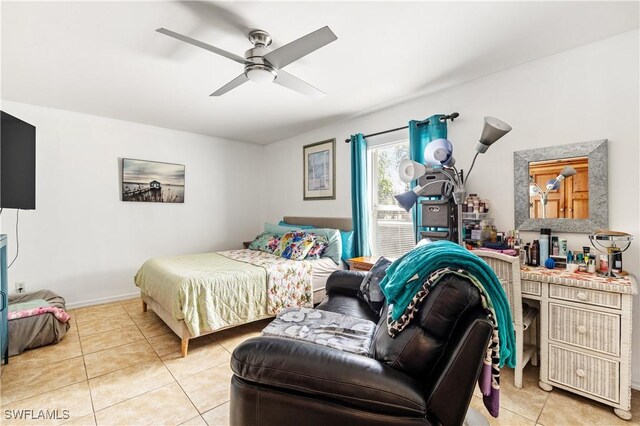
[1,111,36,210]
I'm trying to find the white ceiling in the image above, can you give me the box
[2,1,638,144]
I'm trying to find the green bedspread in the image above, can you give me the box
[134,250,313,337]
[134,252,269,337]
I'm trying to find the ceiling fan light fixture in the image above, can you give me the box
[245,64,277,83]
[156,25,336,97]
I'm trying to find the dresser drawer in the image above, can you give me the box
[549,303,620,356]
[549,344,619,403]
[521,280,541,297]
[549,284,621,309]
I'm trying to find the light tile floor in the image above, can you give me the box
[0,298,638,425]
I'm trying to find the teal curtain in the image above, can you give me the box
[409,115,448,227]
[409,114,448,168]
[350,133,371,257]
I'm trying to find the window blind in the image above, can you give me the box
[368,140,414,258]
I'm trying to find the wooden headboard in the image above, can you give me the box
[283,216,352,232]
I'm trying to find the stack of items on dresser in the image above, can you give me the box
[520,228,630,277]
[461,193,523,251]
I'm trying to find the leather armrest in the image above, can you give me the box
[425,314,493,426]
[231,336,426,417]
[325,270,366,296]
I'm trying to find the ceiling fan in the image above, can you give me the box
[156,26,337,99]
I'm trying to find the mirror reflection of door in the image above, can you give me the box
[529,156,589,219]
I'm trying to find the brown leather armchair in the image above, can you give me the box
[230,270,492,426]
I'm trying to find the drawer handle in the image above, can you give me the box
[577,325,587,334]
[576,368,586,378]
[576,292,588,301]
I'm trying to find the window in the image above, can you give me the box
[368,140,415,258]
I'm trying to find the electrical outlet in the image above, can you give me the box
[15,282,26,293]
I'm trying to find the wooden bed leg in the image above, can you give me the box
[181,338,189,358]
[142,300,147,312]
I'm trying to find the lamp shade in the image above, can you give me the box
[424,138,455,167]
[559,166,577,178]
[398,159,428,183]
[476,117,512,153]
[395,186,422,212]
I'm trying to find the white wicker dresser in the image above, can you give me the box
[520,267,637,420]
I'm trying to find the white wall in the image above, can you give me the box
[0,101,265,308]
[264,30,640,386]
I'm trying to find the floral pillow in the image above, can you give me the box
[248,232,281,254]
[276,231,317,260]
[306,234,329,260]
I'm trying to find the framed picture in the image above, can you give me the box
[122,158,185,203]
[303,139,336,200]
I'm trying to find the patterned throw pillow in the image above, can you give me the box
[248,232,281,254]
[306,234,329,259]
[276,231,317,260]
[358,257,393,316]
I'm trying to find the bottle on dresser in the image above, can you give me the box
[540,229,551,262]
[530,240,540,267]
[522,242,530,265]
[539,233,549,266]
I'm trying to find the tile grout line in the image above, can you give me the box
[472,395,537,423]
[77,323,137,340]
[535,387,552,425]
[202,400,230,418]
[138,304,233,418]
[181,415,206,426]
[171,374,204,417]
[127,299,251,418]
[88,300,172,423]
[4,299,189,421]
[6,298,238,422]
[0,379,87,410]
[136,305,204,421]
[83,346,158,378]
[92,381,181,420]
[83,338,148,357]
[0,355,87,408]
[81,301,125,426]
[82,335,162,380]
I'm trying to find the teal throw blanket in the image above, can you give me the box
[380,240,516,368]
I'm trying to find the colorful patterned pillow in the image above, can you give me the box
[276,231,317,260]
[306,234,329,259]
[248,232,281,254]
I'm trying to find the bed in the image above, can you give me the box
[8,290,70,357]
[134,216,351,357]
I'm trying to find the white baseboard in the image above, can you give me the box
[66,291,141,309]
[632,378,640,391]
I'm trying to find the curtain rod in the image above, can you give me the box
[344,112,459,143]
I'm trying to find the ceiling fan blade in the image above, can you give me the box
[264,26,337,69]
[210,73,249,96]
[156,28,248,65]
[274,70,325,99]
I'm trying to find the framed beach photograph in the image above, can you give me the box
[303,139,335,200]
[122,158,185,203]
